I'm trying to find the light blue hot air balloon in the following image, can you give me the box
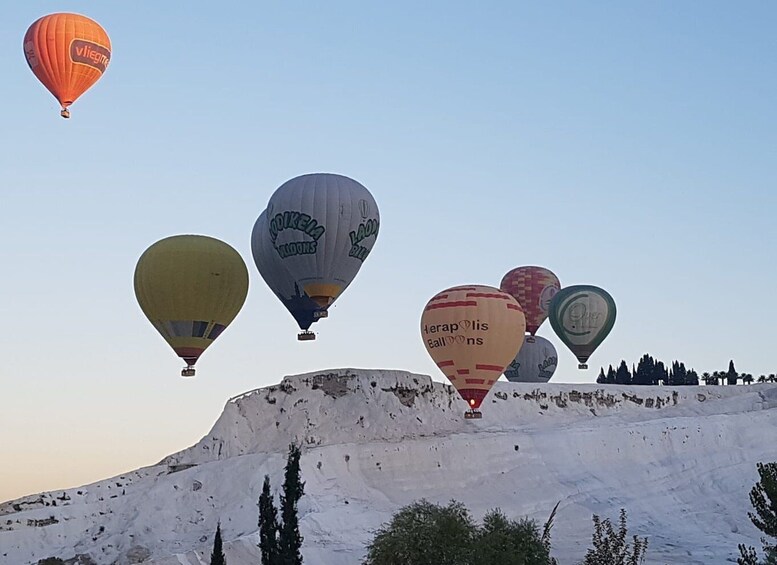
[504,335,557,383]
[251,210,325,339]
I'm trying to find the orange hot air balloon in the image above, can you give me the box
[421,285,526,418]
[500,266,560,337]
[23,13,111,118]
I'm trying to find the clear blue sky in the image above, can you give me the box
[1,1,775,502]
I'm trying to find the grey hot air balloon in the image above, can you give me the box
[503,335,558,383]
[251,209,326,340]
[262,173,380,338]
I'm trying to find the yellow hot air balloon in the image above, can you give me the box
[134,235,249,377]
[421,285,526,418]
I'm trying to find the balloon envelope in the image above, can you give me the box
[504,336,557,383]
[421,285,525,411]
[251,209,323,331]
[500,266,560,335]
[265,173,379,308]
[549,285,616,369]
[134,235,249,374]
[24,13,111,117]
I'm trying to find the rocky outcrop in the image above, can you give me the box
[2,369,776,565]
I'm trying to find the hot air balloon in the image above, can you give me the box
[504,335,557,383]
[500,266,560,339]
[549,285,616,370]
[23,13,111,118]
[134,235,249,377]
[421,285,525,418]
[251,209,326,339]
[263,173,380,339]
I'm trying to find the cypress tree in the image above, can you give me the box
[656,361,668,386]
[210,522,226,565]
[606,365,616,384]
[634,354,653,386]
[728,360,739,386]
[597,367,606,384]
[677,362,688,386]
[648,360,656,385]
[615,360,631,385]
[258,475,280,565]
[279,443,305,565]
[632,362,641,385]
[667,360,689,386]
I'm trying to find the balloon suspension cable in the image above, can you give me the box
[181,365,196,377]
[60,108,70,119]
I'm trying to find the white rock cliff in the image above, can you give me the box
[3,368,777,564]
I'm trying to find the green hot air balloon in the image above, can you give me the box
[549,285,616,370]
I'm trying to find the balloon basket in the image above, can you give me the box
[313,310,328,319]
[181,367,196,377]
[464,410,482,420]
[298,331,316,341]
[60,108,70,119]
[526,336,536,343]
[578,363,588,370]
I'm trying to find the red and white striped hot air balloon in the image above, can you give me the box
[420,285,526,418]
[500,266,560,338]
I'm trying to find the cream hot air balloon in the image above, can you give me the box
[421,285,525,418]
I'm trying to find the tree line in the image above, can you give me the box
[598,355,777,386]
